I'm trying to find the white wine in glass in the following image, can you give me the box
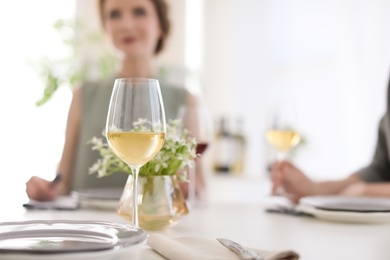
[107,132,165,167]
[265,103,301,161]
[266,129,301,156]
[106,78,166,227]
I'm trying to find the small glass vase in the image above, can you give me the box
[117,175,189,230]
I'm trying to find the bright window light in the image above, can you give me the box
[0,1,75,205]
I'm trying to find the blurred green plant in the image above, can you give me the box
[32,19,118,106]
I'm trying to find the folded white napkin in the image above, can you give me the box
[148,234,299,260]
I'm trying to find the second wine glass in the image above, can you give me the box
[178,98,213,206]
[106,78,166,227]
[265,104,301,162]
[265,102,301,196]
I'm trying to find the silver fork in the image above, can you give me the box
[217,238,264,260]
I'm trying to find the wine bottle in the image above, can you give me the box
[231,117,246,175]
[213,117,235,173]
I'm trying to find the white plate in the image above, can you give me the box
[0,220,147,260]
[300,196,390,212]
[297,204,390,223]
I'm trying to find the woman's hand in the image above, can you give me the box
[271,161,316,203]
[26,176,58,201]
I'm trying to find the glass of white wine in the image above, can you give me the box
[265,104,301,162]
[265,103,300,196]
[106,78,166,227]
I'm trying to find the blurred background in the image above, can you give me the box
[1,0,390,203]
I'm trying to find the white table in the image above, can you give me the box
[3,201,390,259]
[2,176,390,260]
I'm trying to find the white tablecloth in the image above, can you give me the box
[2,175,389,260]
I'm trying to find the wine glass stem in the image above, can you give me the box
[187,165,196,208]
[131,167,140,226]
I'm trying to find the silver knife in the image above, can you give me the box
[217,238,264,260]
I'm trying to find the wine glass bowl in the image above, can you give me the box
[265,129,301,155]
[106,78,166,227]
[265,104,301,162]
[178,100,213,156]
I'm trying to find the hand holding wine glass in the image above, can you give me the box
[265,103,301,196]
[106,78,166,227]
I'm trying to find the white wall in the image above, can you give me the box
[0,1,74,205]
[201,0,390,180]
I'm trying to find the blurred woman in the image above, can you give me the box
[271,81,390,203]
[26,0,205,201]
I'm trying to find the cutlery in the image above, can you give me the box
[217,238,264,260]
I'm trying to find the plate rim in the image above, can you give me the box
[0,219,147,255]
[300,195,390,212]
[297,204,390,223]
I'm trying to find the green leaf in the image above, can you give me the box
[33,18,118,106]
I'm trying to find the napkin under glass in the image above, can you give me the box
[148,234,299,260]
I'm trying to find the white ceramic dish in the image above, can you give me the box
[297,197,390,223]
[300,196,390,212]
[0,220,147,260]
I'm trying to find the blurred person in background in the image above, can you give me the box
[272,81,390,204]
[26,0,205,201]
